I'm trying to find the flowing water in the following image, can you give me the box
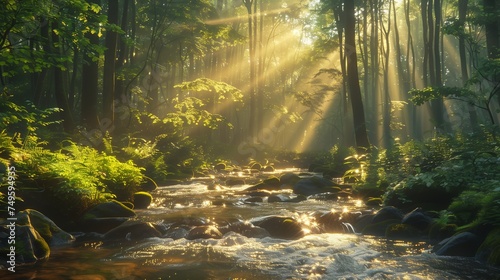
[3,169,500,279]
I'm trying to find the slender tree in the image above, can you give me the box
[243,0,256,139]
[344,0,370,150]
[103,0,119,122]
[81,0,101,129]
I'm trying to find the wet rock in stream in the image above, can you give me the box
[103,221,161,241]
[252,216,304,239]
[186,225,223,240]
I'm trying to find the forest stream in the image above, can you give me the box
[2,168,500,280]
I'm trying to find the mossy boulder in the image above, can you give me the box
[83,200,136,220]
[365,197,383,207]
[263,176,281,188]
[15,209,74,246]
[252,216,304,239]
[15,224,51,264]
[279,173,301,187]
[250,162,262,171]
[214,162,227,171]
[133,191,153,209]
[262,165,275,172]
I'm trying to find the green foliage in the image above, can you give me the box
[120,133,207,183]
[0,91,62,134]
[382,130,500,211]
[478,228,500,266]
[174,78,243,103]
[408,86,476,106]
[448,190,486,225]
[3,139,144,218]
[308,145,354,178]
[0,0,107,77]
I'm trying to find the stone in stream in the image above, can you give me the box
[83,200,136,220]
[262,176,280,188]
[314,211,344,233]
[186,225,223,240]
[103,220,161,241]
[371,206,404,224]
[0,209,76,265]
[219,221,270,238]
[133,191,153,209]
[292,176,339,196]
[11,224,51,264]
[15,209,75,246]
[267,194,290,202]
[433,232,483,257]
[401,207,434,230]
[252,216,304,239]
[279,172,301,188]
[163,226,190,239]
[307,191,340,201]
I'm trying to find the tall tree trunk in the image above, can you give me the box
[257,0,264,136]
[115,0,130,102]
[421,0,430,87]
[369,0,380,146]
[458,0,478,130]
[333,2,351,147]
[430,0,447,132]
[483,0,500,106]
[103,0,119,123]
[243,0,256,139]
[404,0,420,139]
[382,0,392,148]
[344,0,370,150]
[483,0,500,59]
[81,0,100,130]
[51,22,73,132]
[33,18,50,106]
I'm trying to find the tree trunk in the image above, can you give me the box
[344,0,370,150]
[369,0,380,146]
[115,0,130,102]
[243,0,256,139]
[103,0,119,122]
[81,0,100,130]
[51,22,74,132]
[382,0,392,148]
[33,18,50,106]
[483,0,500,59]
[458,0,479,130]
